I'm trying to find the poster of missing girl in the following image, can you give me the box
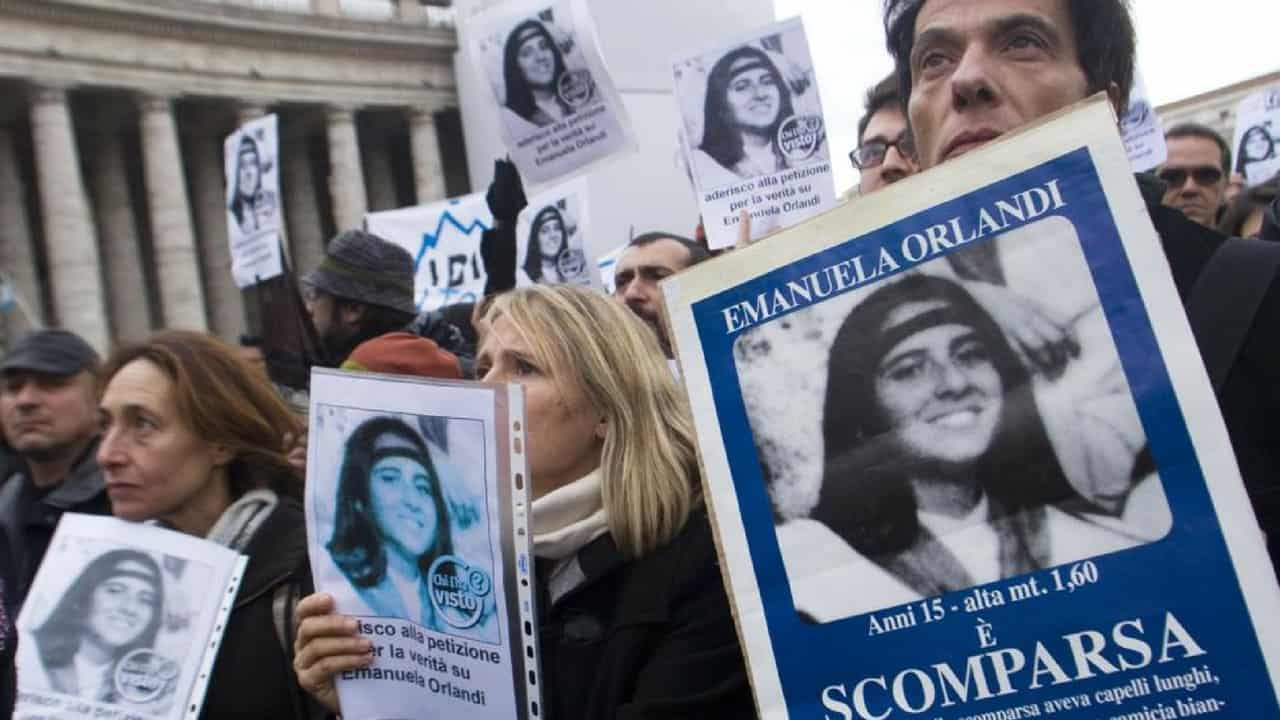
[468,0,635,185]
[673,17,836,250]
[305,369,538,720]
[1120,70,1166,172]
[15,514,247,720]
[364,193,493,312]
[1232,86,1280,188]
[515,177,591,286]
[661,97,1280,719]
[223,114,285,287]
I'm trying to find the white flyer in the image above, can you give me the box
[223,114,285,287]
[514,177,592,287]
[305,370,538,720]
[1233,86,1280,187]
[15,514,246,720]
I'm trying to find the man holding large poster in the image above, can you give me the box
[882,0,1280,566]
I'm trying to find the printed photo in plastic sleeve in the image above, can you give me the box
[515,178,592,287]
[309,405,500,643]
[662,97,1280,718]
[15,514,246,720]
[672,16,836,249]
[470,0,634,184]
[1233,86,1280,188]
[306,369,538,720]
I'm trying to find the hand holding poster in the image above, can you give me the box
[223,114,285,287]
[515,177,592,286]
[364,194,492,312]
[1233,87,1280,187]
[305,370,538,720]
[468,0,636,184]
[673,17,837,250]
[15,514,246,720]
[662,97,1280,719]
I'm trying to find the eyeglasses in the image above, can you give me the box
[1157,165,1223,188]
[850,131,916,170]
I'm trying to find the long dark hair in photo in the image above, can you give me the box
[327,416,453,587]
[1236,125,1276,174]
[811,275,1072,559]
[228,135,262,229]
[34,549,164,670]
[503,19,571,123]
[699,45,794,172]
[523,205,568,282]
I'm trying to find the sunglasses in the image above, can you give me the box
[850,130,916,170]
[1157,165,1223,188]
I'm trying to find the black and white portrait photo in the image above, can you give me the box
[676,20,827,188]
[1233,88,1280,187]
[734,216,1172,623]
[222,113,283,287]
[311,406,500,644]
[17,541,207,716]
[515,179,591,287]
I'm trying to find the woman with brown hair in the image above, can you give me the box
[96,330,322,719]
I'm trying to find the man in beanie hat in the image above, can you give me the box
[0,329,110,612]
[303,229,419,366]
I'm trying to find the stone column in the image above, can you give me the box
[409,107,447,204]
[311,0,340,16]
[0,124,45,342]
[326,106,367,231]
[86,116,152,343]
[281,125,327,275]
[362,128,398,212]
[138,92,207,330]
[185,115,246,341]
[28,85,109,352]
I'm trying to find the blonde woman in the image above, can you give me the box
[293,285,753,719]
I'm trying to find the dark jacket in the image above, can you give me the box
[536,511,755,720]
[1140,175,1280,564]
[0,440,110,613]
[201,497,321,719]
[1,532,16,720]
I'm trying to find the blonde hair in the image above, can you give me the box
[483,286,701,558]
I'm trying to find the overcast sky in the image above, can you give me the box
[774,0,1280,192]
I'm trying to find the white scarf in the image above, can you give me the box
[530,468,609,560]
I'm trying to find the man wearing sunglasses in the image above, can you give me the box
[851,74,919,194]
[1158,123,1232,227]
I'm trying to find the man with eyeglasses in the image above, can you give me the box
[850,74,919,194]
[1158,123,1231,227]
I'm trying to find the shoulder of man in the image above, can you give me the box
[41,440,108,512]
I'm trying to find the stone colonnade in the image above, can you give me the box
[0,88,452,352]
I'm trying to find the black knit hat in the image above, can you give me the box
[303,229,416,314]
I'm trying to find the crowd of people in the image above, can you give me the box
[2,1,1280,718]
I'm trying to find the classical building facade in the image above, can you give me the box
[1158,70,1280,156]
[0,0,469,352]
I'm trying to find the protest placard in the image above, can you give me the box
[305,370,538,720]
[468,0,635,185]
[515,177,591,287]
[364,194,492,312]
[662,96,1280,719]
[223,114,284,287]
[1120,70,1166,172]
[1233,86,1280,187]
[15,514,246,720]
[673,17,836,250]
[595,243,625,295]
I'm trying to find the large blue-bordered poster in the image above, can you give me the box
[663,98,1280,719]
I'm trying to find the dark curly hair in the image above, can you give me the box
[812,274,1072,557]
[327,416,453,587]
[503,19,571,123]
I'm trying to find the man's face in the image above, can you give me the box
[304,290,357,364]
[858,106,918,193]
[906,0,1090,170]
[1159,136,1227,227]
[0,369,99,462]
[612,239,693,354]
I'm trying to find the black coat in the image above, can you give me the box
[1141,176,1280,564]
[536,511,755,720]
[200,497,322,719]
